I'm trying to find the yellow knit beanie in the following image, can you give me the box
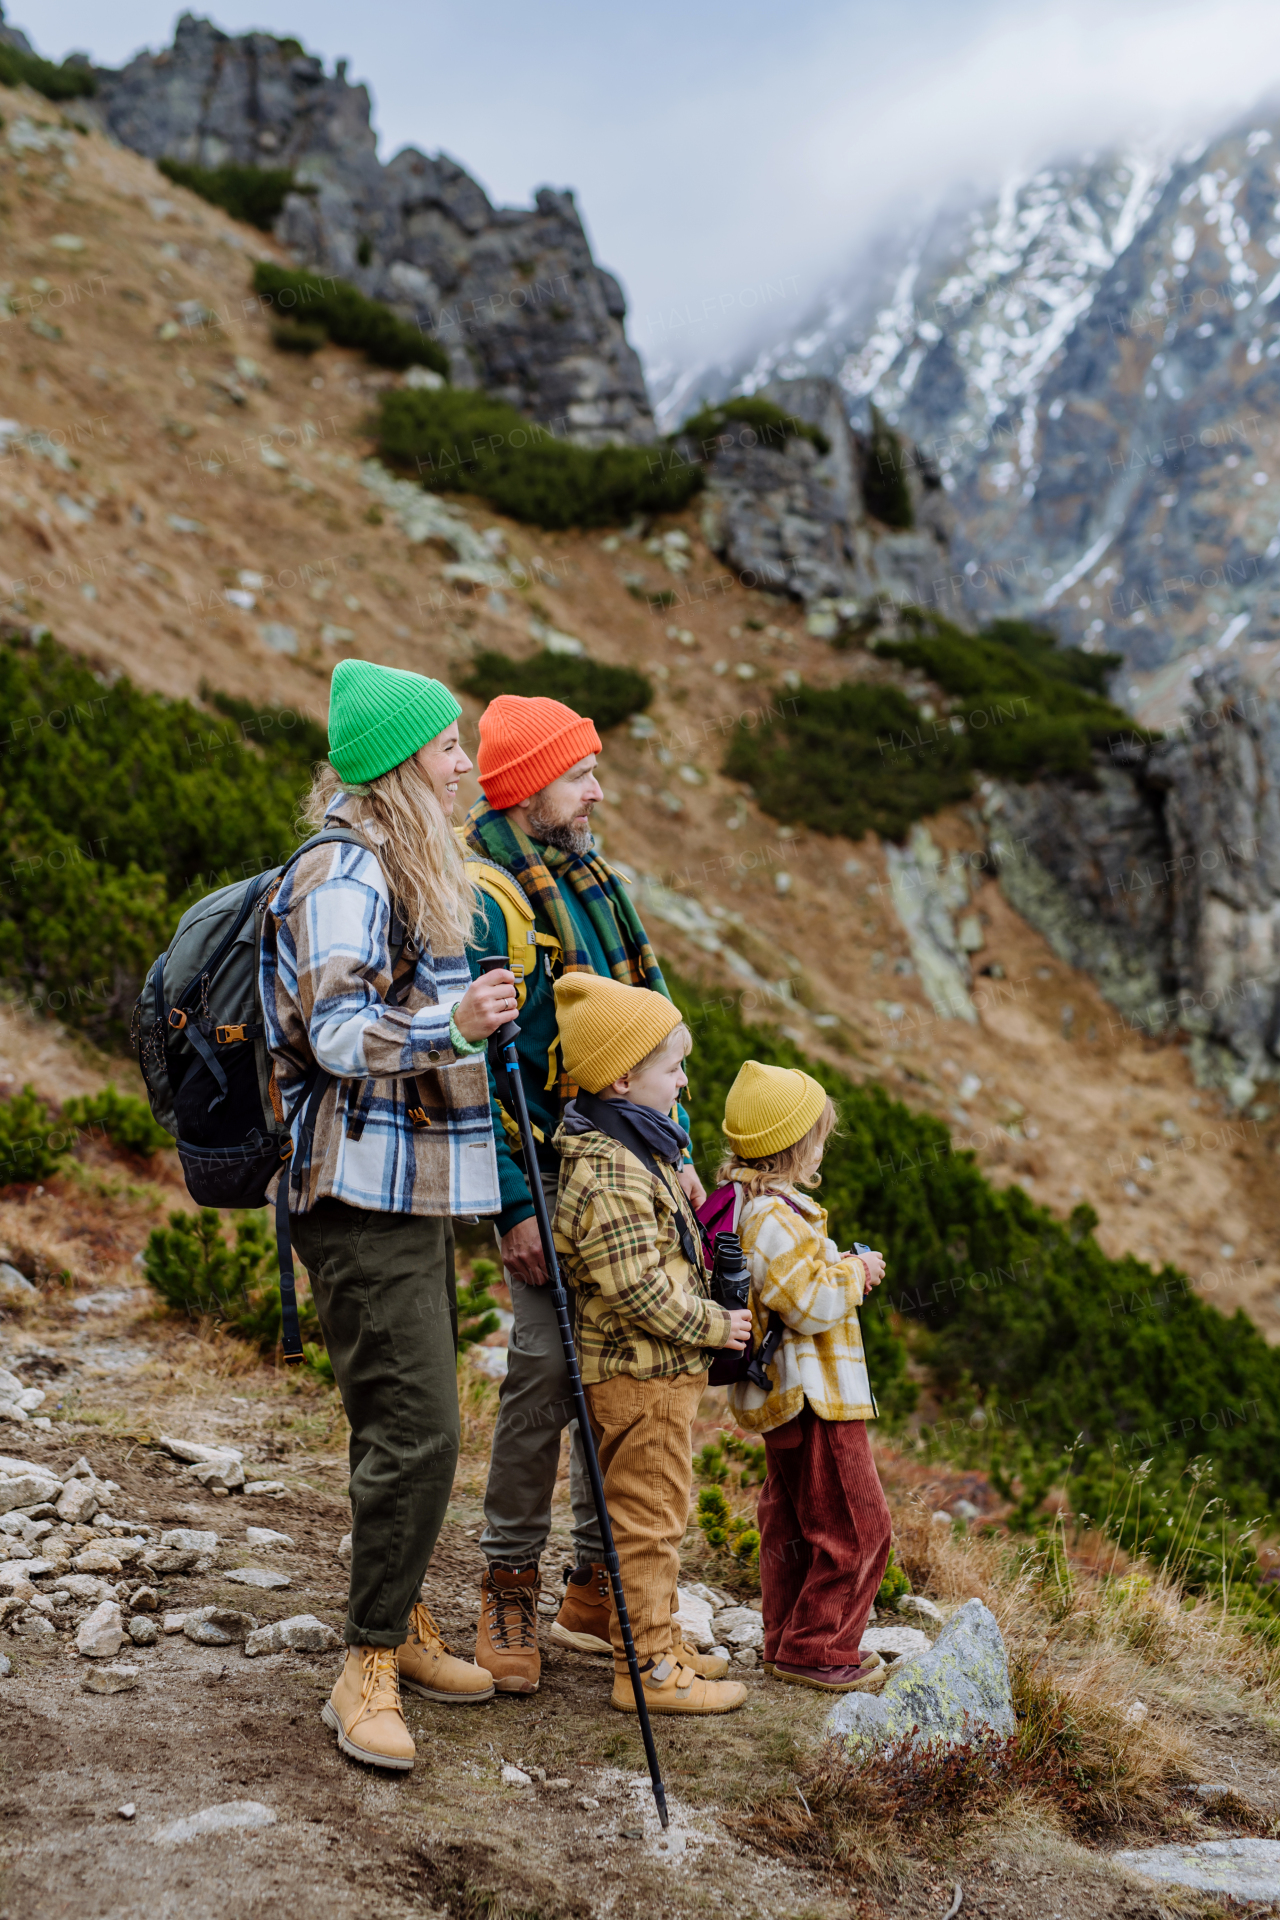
[554,973,684,1094]
[723,1059,828,1158]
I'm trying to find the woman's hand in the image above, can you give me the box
[453,967,518,1042]
[722,1306,753,1352]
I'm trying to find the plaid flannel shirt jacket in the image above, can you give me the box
[259,797,500,1217]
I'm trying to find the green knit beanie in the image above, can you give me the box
[327,659,462,784]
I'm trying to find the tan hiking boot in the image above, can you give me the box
[610,1654,747,1716]
[321,1645,415,1770]
[550,1561,613,1656]
[398,1602,495,1704]
[673,1637,730,1680]
[475,1565,541,1693]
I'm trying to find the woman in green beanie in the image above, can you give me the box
[260,658,520,1771]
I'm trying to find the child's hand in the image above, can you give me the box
[722,1306,753,1352]
[855,1249,885,1290]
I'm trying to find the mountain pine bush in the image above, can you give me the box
[60,1086,174,1156]
[860,404,915,528]
[679,395,831,459]
[251,262,449,375]
[0,635,317,1038]
[157,160,300,233]
[0,44,95,99]
[724,615,1139,841]
[142,1206,319,1351]
[376,388,703,528]
[0,1084,75,1187]
[458,649,652,731]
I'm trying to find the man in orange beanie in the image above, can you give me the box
[459,692,706,1696]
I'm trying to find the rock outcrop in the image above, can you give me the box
[825,1598,1014,1754]
[90,14,653,444]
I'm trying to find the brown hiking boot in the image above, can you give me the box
[398,1602,495,1705]
[610,1653,747,1716]
[321,1646,415,1770]
[550,1562,613,1656]
[673,1637,730,1680]
[475,1565,541,1693]
[775,1651,884,1693]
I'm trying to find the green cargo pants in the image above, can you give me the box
[290,1198,459,1648]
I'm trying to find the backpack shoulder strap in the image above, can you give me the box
[462,850,560,1009]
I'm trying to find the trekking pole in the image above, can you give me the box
[477,956,669,1831]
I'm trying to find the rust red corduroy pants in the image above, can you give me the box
[757,1405,892,1669]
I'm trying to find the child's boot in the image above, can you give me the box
[672,1636,730,1680]
[774,1651,884,1692]
[610,1653,746,1715]
[550,1561,613,1655]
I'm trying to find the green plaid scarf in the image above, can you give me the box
[462,797,668,997]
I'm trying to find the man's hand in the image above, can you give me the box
[721,1306,753,1352]
[677,1163,706,1209]
[501,1214,548,1287]
[855,1249,886,1291]
[454,967,518,1043]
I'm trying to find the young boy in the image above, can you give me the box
[550,972,751,1715]
[718,1060,891,1692]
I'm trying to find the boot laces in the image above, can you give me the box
[356,1646,403,1723]
[486,1578,538,1651]
[409,1601,448,1655]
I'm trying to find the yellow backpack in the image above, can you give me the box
[461,844,561,1012]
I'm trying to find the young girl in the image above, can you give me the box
[718,1060,891,1692]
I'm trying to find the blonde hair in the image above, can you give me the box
[630,1020,692,1076]
[302,758,478,956]
[715,1096,839,1197]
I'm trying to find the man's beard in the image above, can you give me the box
[524,793,593,857]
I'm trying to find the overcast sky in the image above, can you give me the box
[30,0,1280,377]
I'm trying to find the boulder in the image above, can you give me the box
[182,1606,258,1646]
[75,1599,125,1659]
[223,1567,289,1591]
[715,1607,765,1650]
[72,1547,123,1575]
[82,1663,139,1694]
[244,1614,339,1657]
[0,1651,10,1675]
[896,1595,944,1624]
[861,1625,932,1662]
[161,1612,190,1634]
[242,1480,287,1496]
[156,1434,244,1466]
[186,1458,245,1492]
[0,1565,35,1600]
[1114,1839,1280,1902]
[0,1471,61,1514]
[130,1586,159,1612]
[141,1547,199,1575]
[151,1800,277,1845]
[59,1573,118,1604]
[673,1588,716,1653]
[244,1528,294,1549]
[826,1599,1014,1755]
[56,1480,100,1525]
[159,1529,218,1555]
[0,1369,44,1419]
[0,1263,37,1304]
[13,1608,55,1640]
[337,1533,352,1563]
[127,1615,158,1646]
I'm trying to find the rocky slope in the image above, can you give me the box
[666,119,1280,715]
[86,12,653,445]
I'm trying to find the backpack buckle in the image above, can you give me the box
[215,1023,248,1045]
[167,1007,187,1030]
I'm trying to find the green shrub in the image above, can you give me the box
[680,395,831,459]
[876,1546,912,1607]
[697,1485,761,1573]
[861,404,914,528]
[458,649,652,732]
[157,159,299,233]
[376,388,702,529]
[60,1086,173,1156]
[252,262,448,375]
[0,636,320,1039]
[0,1083,74,1187]
[0,44,95,100]
[270,319,326,354]
[723,680,972,842]
[724,616,1139,843]
[141,1207,319,1351]
[670,974,1280,1530]
[457,1256,501,1351]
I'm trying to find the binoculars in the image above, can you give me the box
[709,1230,780,1392]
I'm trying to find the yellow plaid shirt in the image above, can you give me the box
[726,1185,875,1432]
[551,1123,733,1384]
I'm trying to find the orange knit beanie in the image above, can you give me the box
[476,694,601,809]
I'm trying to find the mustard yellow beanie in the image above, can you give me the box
[723,1059,828,1158]
[554,973,684,1094]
